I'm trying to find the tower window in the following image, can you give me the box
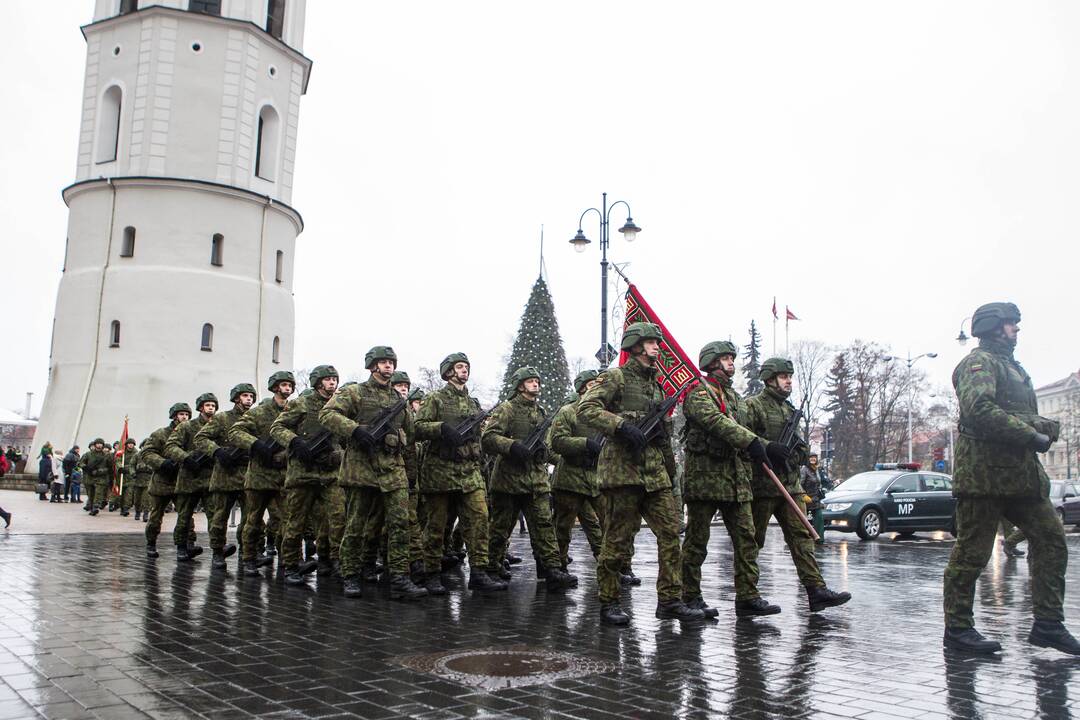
[254,105,280,181]
[96,85,122,164]
[120,226,136,257]
[266,0,286,40]
[211,233,224,266]
[188,0,222,15]
[110,320,121,348]
[119,0,138,15]
[275,250,284,283]
[272,336,281,364]
[201,323,213,351]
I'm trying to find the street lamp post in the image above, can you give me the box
[569,192,641,368]
[884,351,938,463]
[955,317,971,346]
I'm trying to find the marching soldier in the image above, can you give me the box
[165,393,219,562]
[943,302,1079,655]
[578,322,705,625]
[230,371,295,576]
[79,439,114,516]
[414,353,505,595]
[196,383,256,570]
[142,403,191,558]
[680,341,780,619]
[482,367,575,590]
[271,365,344,585]
[404,385,426,580]
[320,347,427,600]
[743,358,850,612]
[130,438,154,522]
[117,437,139,517]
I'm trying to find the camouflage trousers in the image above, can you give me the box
[340,486,410,579]
[408,490,423,563]
[242,489,281,561]
[145,493,193,547]
[598,486,682,605]
[208,490,245,553]
[282,483,345,568]
[551,490,603,567]
[423,489,489,575]
[488,491,561,574]
[173,491,208,548]
[87,476,111,511]
[122,484,148,514]
[682,500,760,602]
[751,496,824,589]
[1000,520,1027,548]
[944,497,1066,629]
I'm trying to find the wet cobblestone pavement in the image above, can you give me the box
[0,529,1076,719]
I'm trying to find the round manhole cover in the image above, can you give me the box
[440,650,570,678]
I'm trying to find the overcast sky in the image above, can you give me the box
[3,1,1078,415]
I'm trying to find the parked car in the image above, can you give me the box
[822,464,957,540]
[1050,480,1080,528]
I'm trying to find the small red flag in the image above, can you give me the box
[113,417,129,494]
[771,297,778,320]
[786,306,799,321]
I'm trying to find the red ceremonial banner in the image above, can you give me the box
[618,284,701,399]
[113,417,129,494]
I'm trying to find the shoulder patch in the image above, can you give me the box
[970,364,983,372]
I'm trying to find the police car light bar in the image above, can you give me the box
[874,463,922,471]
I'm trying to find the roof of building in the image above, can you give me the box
[1036,369,1080,394]
[0,409,36,427]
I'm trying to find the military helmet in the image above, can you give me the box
[91,437,105,446]
[440,352,470,379]
[509,366,541,391]
[365,346,398,370]
[759,357,795,382]
[309,365,339,387]
[195,392,219,411]
[390,371,411,386]
[971,302,1021,338]
[407,388,425,403]
[573,369,600,394]
[168,402,192,419]
[230,383,257,402]
[125,437,136,446]
[620,322,664,351]
[267,370,295,392]
[699,340,738,370]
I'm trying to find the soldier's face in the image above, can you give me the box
[521,378,540,396]
[410,400,422,412]
[92,443,104,451]
[374,359,396,380]
[1001,322,1019,342]
[175,412,191,423]
[319,377,339,396]
[275,381,294,398]
[774,373,793,394]
[393,382,410,399]
[583,379,599,393]
[718,355,736,376]
[453,363,470,384]
[237,392,255,410]
[201,402,217,418]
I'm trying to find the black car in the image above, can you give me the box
[822,464,956,540]
[1050,480,1080,528]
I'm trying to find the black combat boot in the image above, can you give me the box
[265,544,277,557]
[561,568,579,587]
[255,553,273,568]
[735,597,782,618]
[211,549,227,570]
[316,557,334,576]
[297,559,318,576]
[620,570,642,586]
[944,627,1002,654]
[187,544,204,559]
[222,543,237,559]
[506,553,523,565]
[120,509,129,517]
[142,514,148,523]
[242,560,261,576]
[360,563,380,582]
[1028,620,1080,656]
[468,570,506,594]
[409,560,425,584]
[332,559,342,578]
[284,567,307,586]
[491,565,512,581]
[807,585,851,612]
[133,510,141,521]
[656,599,707,621]
[0,510,10,528]
[1000,538,1025,558]
[424,573,448,596]
[176,545,192,562]
[600,603,630,626]
[441,553,462,571]
[89,507,99,516]
[544,568,575,591]
[684,597,720,619]
[565,555,574,565]
[390,575,429,601]
[343,577,363,598]
[146,543,159,559]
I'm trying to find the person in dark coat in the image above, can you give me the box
[37,444,55,501]
[62,447,80,502]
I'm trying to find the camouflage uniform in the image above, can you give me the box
[143,422,179,547]
[118,446,142,516]
[79,446,115,513]
[165,414,214,551]
[743,387,824,589]
[195,402,251,556]
[128,445,154,519]
[681,375,763,602]
[548,398,604,566]
[230,397,287,562]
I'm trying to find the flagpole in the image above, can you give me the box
[785,311,789,355]
[772,296,777,355]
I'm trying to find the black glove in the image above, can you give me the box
[213,448,231,464]
[251,437,276,462]
[509,441,532,464]
[766,441,790,467]
[615,422,647,450]
[440,422,464,447]
[182,454,201,472]
[1032,432,1052,453]
[746,438,770,467]
[289,437,311,464]
[159,459,178,475]
[351,426,376,450]
[586,436,604,456]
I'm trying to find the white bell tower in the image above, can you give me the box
[32,0,311,456]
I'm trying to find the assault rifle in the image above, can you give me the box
[437,405,497,460]
[635,395,681,442]
[777,395,808,456]
[518,412,556,462]
[251,437,286,467]
[357,396,407,458]
[216,446,249,469]
[304,431,336,465]
[183,451,214,474]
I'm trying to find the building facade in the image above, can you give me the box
[31,0,311,458]
[1036,369,1080,480]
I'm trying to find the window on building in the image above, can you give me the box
[109,320,121,348]
[201,323,213,351]
[211,233,224,266]
[119,0,138,15]
[266,0,286,39]
[188,0,222,15]
[120,226,136,257]
[275,250,284,283]
[272,336,281,364]
[96,85,122,164]
[254,105,280,181]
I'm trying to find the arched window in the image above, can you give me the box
[272,336,281,364]
[254,105,280,181]
[201,323,213,351]
[119,0,138,15]
[109,320,121,348]
[189,0,222,15]
[211,233,224,266]
[96,85,122,164]
[275,250,284,283]
[120,226,136,257]
[266,0,286,39]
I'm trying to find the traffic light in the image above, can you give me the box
[932,447,945,462]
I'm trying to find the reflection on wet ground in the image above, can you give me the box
[0,529,1076,718]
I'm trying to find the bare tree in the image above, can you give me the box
[791,339,834,441]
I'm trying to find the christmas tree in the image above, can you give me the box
[500,276,572,404]
[742,320,764,396]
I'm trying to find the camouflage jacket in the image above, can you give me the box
[952,338,1053,497]
[195,405,249,493]
[548,398,600,497]
[743,387,807,497]
[117,449,144,488]
[143,422,180,496]
[482,394,551,495]
[133,446,154,487]
[166,415,213,494]
[413,383,486,494]
[319,377,412,492]
[682,375,758,502]
[578,360,677,492]
[79,448,115,481]
[229,397,288,491]
[270,391,341,488]
[403,420,423,491]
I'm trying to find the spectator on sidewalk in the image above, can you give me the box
[70,467,83,505]
[50,450,65,502]
[0,453,9,477]
[37,444,55,501]
[62,446,80,502]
